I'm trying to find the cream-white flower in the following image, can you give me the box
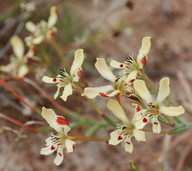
[134,77,185,133]
[25,6,57,46]
[108,99,146,153]
[0,36,36,78]
[42,49,84,101]
[110,36,151,80]
[82,58,136,99]
[40,107,75,165]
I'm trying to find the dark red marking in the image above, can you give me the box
[118,136,123,140]
[57,116,69,126]
[154,122,158,125]
[143,118,148,123]
[50,30,56,37]
[136,106,140,112]
[53,78,57,82]
[120,64,124,68]
[73,144,75,150]
[58,153,62,156]
[99,92,109,97]
[141,56,147,66]
[77,70,83,79]
[51,145,55,150]
[126,142,131,144]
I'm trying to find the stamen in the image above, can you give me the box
[59,68,66,77]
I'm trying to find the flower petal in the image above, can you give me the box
[42,76,57,83]
[151,115,161,134]
[124,70,137,83]
[18,64,29,78]
[124,137,133,153]
[48,6,57,28]
[60,83,73,101]
[95,58,116,82]
[54,147,64,165]
[54,85,61,99]
[159,106,185,116]
[25,21,36,32]
[33,35,44,44]
[40,145,56,155]
[156,77,170,104]
[110,60,125,69]
[10,36,24,59]
[134,113,150,129]
[70,49,84,76]
[108,130,124,145]
[65,139,76,153]
[137,36,151,68]
[41,107,69,133]
[134,79,153,104]
[107,99,129,123]
[82,85,114,99]
[133,129,146,141]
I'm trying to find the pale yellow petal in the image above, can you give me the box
[107,99,129,123]
[134,79,152,104]
[156,77,170,104]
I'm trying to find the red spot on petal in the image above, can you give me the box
[118,136,123,140]
[154,122,158,125]
[130,79,135,83]
[77,70,83,79]
[51,145,55,150]
[57,143,62,146]
[149,115,152,118]
[126,142,131,145]
[120,64,124,68]
[73,144,75,150]
[99,93,109,98]
[136,106,140,112]
[141,56,147,66]
[53,78,57,82]
[57,116,69,126]
[58,153,62,156]
[124,133,128,136]
[50,31,56,37]
[143,118,148,123]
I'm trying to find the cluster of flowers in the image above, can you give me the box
[0,6,57,78]
[0,4,185,166]
[41,37,185,165]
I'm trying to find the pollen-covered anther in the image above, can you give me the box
[56,116,69,126]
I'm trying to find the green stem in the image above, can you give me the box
[38,44,58,74]
[46,38,67,69]
[74,82,116,128]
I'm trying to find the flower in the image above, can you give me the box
[40,107,76,165]
[108,99,146,153]
[0,36,36,78]
[133,77,185,133]
[110,36,151,79]
[42,49,84,101]
[25,6,57,46]
[82,58,137,99]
